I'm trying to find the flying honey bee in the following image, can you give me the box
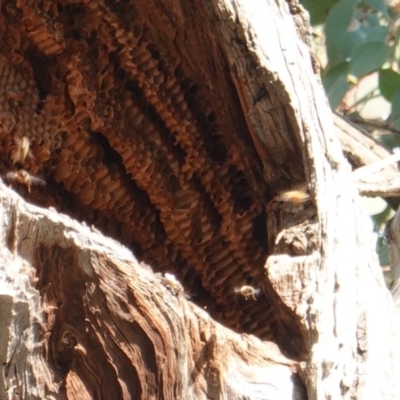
[10,137,30,165]
[274,185,310,203]
[234,285,261,301]
[5,169,46,193]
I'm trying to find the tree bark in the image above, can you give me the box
[0,183,306,399]
[335,113,400,198]
[0,0,399,399]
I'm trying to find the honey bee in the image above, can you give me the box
[53,21,64,43]
[6,90,23,108]
[234,285,261,301]
[161,273,183,296]
[5,169,46,193]
[10,137,30,165]
[5,3,17,16]
[274,185,310,203]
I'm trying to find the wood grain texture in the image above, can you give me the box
[0,182,306,399]
[0,0,314,362]
[0,0,399,399]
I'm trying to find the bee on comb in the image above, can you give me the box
[5,169,46,193]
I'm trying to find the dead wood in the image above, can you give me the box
[0,0,399,399]
[335,114,400,198]
[0,182,306,399]
[385,207,400,312]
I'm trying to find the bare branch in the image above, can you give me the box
[335,114,400,197]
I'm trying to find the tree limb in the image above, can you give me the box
[334,114,400,198]
[0,182,306,400]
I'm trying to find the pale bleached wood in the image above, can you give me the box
[334,114,400,197]
[353,152,400,197]
[206,0,400,398]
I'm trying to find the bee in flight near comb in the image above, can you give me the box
[5,169,46,193]
[274,185,310,203]
[234,285,261,301]
[10,136,31,165]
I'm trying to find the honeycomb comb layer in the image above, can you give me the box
[0,0,308,358]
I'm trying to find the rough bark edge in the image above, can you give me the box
[334,114,400,197]
[385,207,400,310]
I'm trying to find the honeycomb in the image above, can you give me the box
[0,0,312,359]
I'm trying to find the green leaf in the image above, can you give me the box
[328,77,349,109]
[301,0,340,25]
[377,237,389,266]
[372,203,393,227]
[348,42,390,78]
[392,91,400,129]
[364,25,389,43]
[378,132,400,148]
[322,62,349,108]
[361,0,387,13]
[325,0,365,65]
[379,69,400,101]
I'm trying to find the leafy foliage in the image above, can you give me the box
[303,0,396,108]
[301,0,340,25]
[302,0,400,270]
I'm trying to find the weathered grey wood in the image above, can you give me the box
[206,1,400,398]
[335,114,400,197]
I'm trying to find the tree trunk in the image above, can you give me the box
[0,0,399,399]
